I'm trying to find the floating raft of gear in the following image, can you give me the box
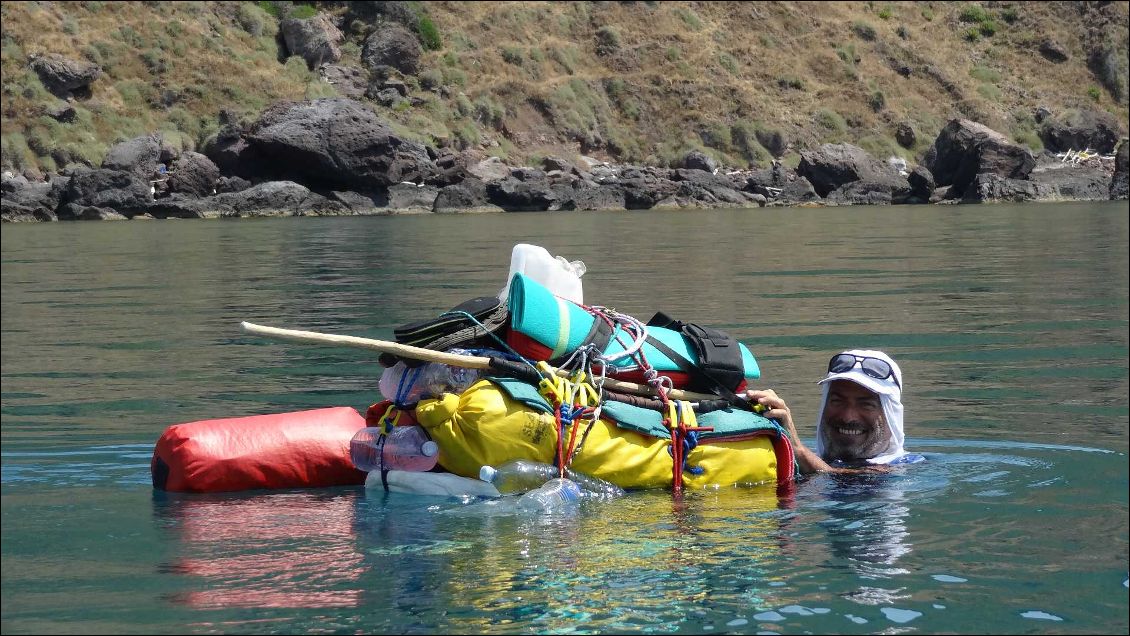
[151,258,797,494]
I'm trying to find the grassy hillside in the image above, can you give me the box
[2,1,1127,175]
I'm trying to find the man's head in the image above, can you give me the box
[814,349,906,465]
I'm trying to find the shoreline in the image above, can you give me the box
[2,99,1126,224]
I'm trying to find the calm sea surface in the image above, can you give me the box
[2,203,1127,634]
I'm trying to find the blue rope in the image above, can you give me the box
[392,364,423,409]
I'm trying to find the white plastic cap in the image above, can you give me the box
[479,465,498,483]
[421,441,439,457]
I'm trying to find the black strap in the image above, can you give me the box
[549,315,614,365]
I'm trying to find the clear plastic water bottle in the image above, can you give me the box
[516,477,583,511]
[479,459,625,498]
[378,358,482,405]
[350,425,439,472]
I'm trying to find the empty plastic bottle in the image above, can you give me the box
[378,357,482,406]
[516,477,583,511]
[350,425,439,472]
[479,459,625,498]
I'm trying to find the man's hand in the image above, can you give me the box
[744,388,833,475]
[744,389,797,440]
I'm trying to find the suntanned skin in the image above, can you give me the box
[745,380,892,475]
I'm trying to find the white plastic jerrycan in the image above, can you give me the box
[498,243,586,305]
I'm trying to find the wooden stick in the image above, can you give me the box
[240,321,724,403]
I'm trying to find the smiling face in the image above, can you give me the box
[820,380,893,462]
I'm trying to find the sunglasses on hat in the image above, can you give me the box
[827,353,900,388]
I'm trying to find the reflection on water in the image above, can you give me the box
[153,491,366,610]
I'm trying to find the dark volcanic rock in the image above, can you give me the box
[246,98,437,190]
[682,150,719,173]
[362,24,421,76]
[924,119,1036,196]
[212,181,346,217]
[797,143,902,197]
[29,53,101,98]
[907,166,935,201]
[62,168,152,216]
[1029,165,1112,201]
[280,13,343,69]
[962,174,1053,203]
[1039,109,1123,154]
[167,152,220,197]
[101,134,162,180]
[1111,140,1128,200]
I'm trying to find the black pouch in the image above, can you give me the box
[646,311,746,395]
[394,296,509,356]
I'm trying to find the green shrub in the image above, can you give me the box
[969,65,1001,82]
[921,8,934,21]
[814,109,848,140]
[500,46,524,66]
[236,4,270,36]
[878,6,893,20]
[777,76,805,90]
[289,4,316,20]
[418,15,442,50]
[675,7,703,30]
[963,27,980,42]
[851,22,877,41]
[595,25,621,55]
[1000,7,1019,23]
[1012,130,1042,151]
[665,46,681,62]
[257,1,281,18]
[959,5,991,23]
[978,20,998,36]
[419,68,443,90]
[442,67,467,86]
[455,92,473,116]
[977,83,1002,101]
[1087,86,1102,102]
[719,53,738,74]
[869,90,886,112]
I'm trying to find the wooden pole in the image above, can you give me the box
[240,321,725,403]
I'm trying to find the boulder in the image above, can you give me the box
[101,134,162,180]
[362,24,421,76]
[1111,140,1128,200]
[777,177,819,204]
[924,119,1036,196]
[1038,39,1069,63]
[146,194,228,219]
[797,143,901,197]
[961,174,1054,203]
[1039,110,1123,154]
[62,168,152,215]
[29,53,101,98]
[318,64,367,99]
[46,102,77,123]
[212,181,346,217]
[167,152,220,197]
[895,122,917,149]
[1028,165,1112,201]
[0,174,67,221]
[280,13,343,69]
[246,98,437,189]
[387,182,439,212]
[466,157,512,182]
[215,176,252,194]
[433,179,500,213]
[485,176,561,211]
[907,166,935,201]
[682,150,718,173]
[330,190,387,213]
